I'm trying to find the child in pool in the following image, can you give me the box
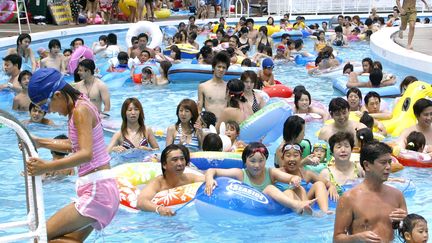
[258,58,275,87]
[405,131,426,152]
[45,134,75,177]
[205,142,316,214]
[22,103,55,126]
[141,66,156,85]
[398,214,429,243]
[12,70,32,111]
[279,143,338,214]
[224,120,247,152]
[108,51,129,72]
[202,133,223,152]
[302,142,328,167]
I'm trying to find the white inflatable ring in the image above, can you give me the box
[126,21,163,49]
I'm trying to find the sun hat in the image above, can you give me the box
[28,68,66,104]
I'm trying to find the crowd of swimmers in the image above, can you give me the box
[0,12,431,242]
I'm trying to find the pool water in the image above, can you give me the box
[0,25,431,242]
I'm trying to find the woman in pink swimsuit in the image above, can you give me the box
[26,68,119,242]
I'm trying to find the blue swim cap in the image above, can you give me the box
[28,68,66,104]
[262,58,274,69]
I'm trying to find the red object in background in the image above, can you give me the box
[117,12,128,21]
[173,0,182,9]
[263,83,293,98]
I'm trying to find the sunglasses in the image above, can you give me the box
[283,144,302,153]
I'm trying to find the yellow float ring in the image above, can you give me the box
[155,8,170,19]
[119,0,146,17]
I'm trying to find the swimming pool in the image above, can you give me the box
[0,23,431,242]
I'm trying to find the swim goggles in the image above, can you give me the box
[313,143,328,151]
[282,144,302,153]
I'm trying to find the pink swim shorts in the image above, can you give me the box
[75,169,119,230]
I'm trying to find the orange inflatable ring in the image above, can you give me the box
[133,73,142,84]
[117,178,203,210]
[263,84,293,98]
[306,62,316,70]
[391,156,404,173]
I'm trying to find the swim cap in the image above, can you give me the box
[28,68,66,104]
[277,44,286,51]
[262,58,274,69]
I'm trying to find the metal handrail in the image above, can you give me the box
[230,0,250,18]
[0,0,32,34]
[0,109,47,243]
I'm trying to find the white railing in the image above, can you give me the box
[268,0,432,16]
[0,110,47,242]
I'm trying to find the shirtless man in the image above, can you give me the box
[40,39,66,73]
[74,59,111,115]
[246,18,259,44]
[12,70,31,111]
[347,68,396,89]
[319,97,366,142]
[137,144,204,216]
[131,33,155,59]
[333,141,407,242]
[398,98,432,152]
[197,51,230,119]
[362,91,392,120]
[397,0,430,49]
[0,54,22,93]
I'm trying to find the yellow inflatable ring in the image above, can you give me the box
[155,8,170,19]
[119,0,146,17]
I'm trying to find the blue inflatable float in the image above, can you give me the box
[294,54,316,66]
[190,152,244,170]
[168,63,259,83]
[101,72,131,89]
[332,75,400,98]
[194,177,293,218]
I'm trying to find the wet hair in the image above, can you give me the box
[398,214,428,241]
[293,85,306,94]
[48,39,61,50]
[359,111,374,129]
[294,89,311,110]
[356,128,374,148]
[328,97,350,114]
[200,111,217,127]
[406,131,426,152]
[170,45,181,60]
[211,39,219,47]
[202,133,223,151]
[107,33,118,45]
[226,120,240,134]
[117,51,129,63]
[343,63,354,74]
[229,35,239,45]
[70,38,84,48]
[241,58,252,67]
[378,17,385,25]
[137,33,149,41]
[334,25,343,33]
[3,54,22,70]
[239,26,249,37]
[226,79,247,108]
[329,131,354,153]
[362,58,373,73]
[161,144,190,177]
[258,26,268,36]
[365,18,373,26]
[29,102,45,114]
[369,68,383,87]
[425,17,430,23]
[283,115,305,143]
[316,30,326,41]
[51,134,69,156]
[78,59,96,75]
[189,15,196,21]
[212,51,231,70]
[175,99,199,129]
[73,68,80,82]
[413,98,432,118]
[99,35,108,43]
[347,87,362,102]
[188,32,197,41]
[160,60,172,79]
[242,142,269,164]
[241,70,258,87]
[18,70,32,84]
[63,49,72,55]
[17,33,31,47]
[281,33,290,40]
[121,98,146,139]
[400,75,418,93]
[294,39,304,50]
[245,18,255,25]
[373,61,383,70]
[364,91,381,106]
[141,49,151,57]
[131,36,138,44]
[359,141,392,169]
[267,16,274,25]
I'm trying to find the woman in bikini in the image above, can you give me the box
[166,99,200,151]
[241,70,266,113]
[7,33,36,72]
[107,98,159,153]
[254,26,274,49]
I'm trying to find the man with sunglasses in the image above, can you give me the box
[318,97,366,142]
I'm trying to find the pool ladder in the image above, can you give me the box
[0,110,47,242]
[0,0,32,34]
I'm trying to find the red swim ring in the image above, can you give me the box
[263,84,293,98]
[133,73,142,84]
[396,149,432,168]
[0,1,15,23]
